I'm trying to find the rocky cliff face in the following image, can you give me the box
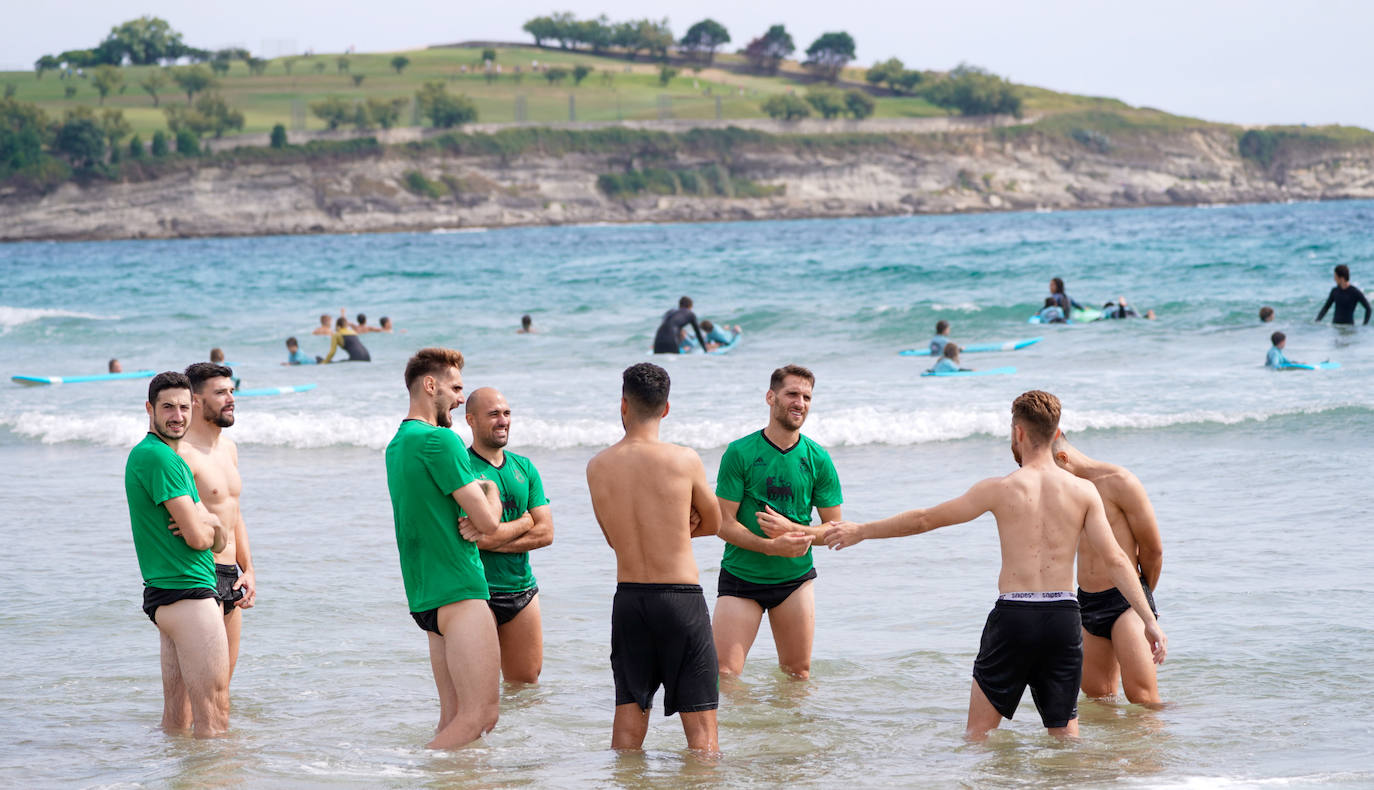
[2,128,1372,242]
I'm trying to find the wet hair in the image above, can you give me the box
[1012,390,1061,446]
[520,314,532,329]
[209,348,224,363]
[108,358,119,372]
[404,347,465,390]
[319,314,330,325]
[935,320,949,334]
[356,313,367,325]
[148,371,191,405]
[335,316,349,329]
[770,364,815,391]
[286,336,298,347]
[942,342,959,360]
[185,362,234,393]
[1271,331,1285,346]
[1259,306,1274,321]
[700,319,715,332]
[380,316,391,327]
[678,296,693,309]
[1050,277,1066,295]
[1335,264,1350,281]
[1044,297,1057,308]
[622,362,670,417]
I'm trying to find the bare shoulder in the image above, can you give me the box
[1098,464,1145,500]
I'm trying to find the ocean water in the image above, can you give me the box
[2,201,1372,788]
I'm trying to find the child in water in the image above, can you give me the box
[929,320,955,355]
[283,337,316,365]
[1265,331,1303,369]
[1038,298,1067,324]
[930,342,968,373]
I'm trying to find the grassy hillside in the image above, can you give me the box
[2,43,1147,137]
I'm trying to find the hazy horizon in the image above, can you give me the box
[4,0,1372,130]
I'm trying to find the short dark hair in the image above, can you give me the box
[935,320,949,334]
[209,347,224,363]
[521,314,532,328]
[1012,390,1061,446]
[148,371,191,405]
[622,362,669,417]
[770,364,815,391]
[678,296,693,309]
[701,319,715,332]
[1259,306,1274,321]
[1335,264,1350,281]
[286,336,298,347]
[1044,297,1057,308]
[1272,331,1286,346]
[380,316,391,326]
[108,358,119,372]
[356,313,367,324]
[336,316,348,329]
[404,347,465,390]
[942,342,959,360]
[185,362,234,393]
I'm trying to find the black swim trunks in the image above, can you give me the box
[215,563,243,615]
[611,583,718,716]
[488,586,539,626]
[142,585,217,624]
[972,598,1083,729]
[411,608,442,636]
[716,567,817,611]
[1078,578,1158,640]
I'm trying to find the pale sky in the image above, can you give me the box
[4,0,1371,129]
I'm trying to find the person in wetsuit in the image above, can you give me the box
[653,296,708,354]
[1048,278,1083,315]
[320,317,372,363]
[1315,265,1371,326]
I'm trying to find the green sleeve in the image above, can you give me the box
[715,443,744,501]
[811,447,843,509]
[525,459,549,509]
[145,451,199,506]
[423,428,476,495]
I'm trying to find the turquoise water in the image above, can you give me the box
[2,201,1372,787]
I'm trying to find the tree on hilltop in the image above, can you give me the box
[741,25,794,75]
[804,32,856,83]
[925,64,1022,117]
[416,81,477,128]
[866,57,904,92]
[91,65,124,105]
[170,66,216,105]
[34,55,61,80]
[100,16,189,65]
[391,55,410,74]
[523,15,560,47]
[309,96,353,130]
[680,19,730,65]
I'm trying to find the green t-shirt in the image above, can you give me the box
[468,448,549,593]
[716,430,843,584]
[385,420,487,612]
[124,432,214,590]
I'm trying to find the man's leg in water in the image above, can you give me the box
[159,630,192,731]
[767,581,816,679]
[965,681,1004,741]
[679,709,719,753]
[497,594,543,684]
[1110,609,1161,705]
[612,703,650,750]
[712,597,764,678]
[224,606,243,681]
[1080,630,1121,699]
[157,598,230,737]
[427,600,500,749]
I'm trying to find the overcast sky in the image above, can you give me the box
[5,0,1371,129]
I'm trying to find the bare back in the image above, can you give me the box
[586,437,716,584]
[1077,466,1153,591]
[178,435,242,565]
[986,463,1103,593]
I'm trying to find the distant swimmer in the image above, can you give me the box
[312,314,332,335]
[1101,297,1154,320]
[585,363,722,753]
[653,296,708,354]
[1052,433,1163,704]
[464,388,554,684]
[518,314,535,334]
[1038,298,1067,324]
[824,391,1165,739]
[929,342,968,374]
[282,337,315,365]
[179,363,257,688]
[930,320,955,356]
[109,358,123,373]
[1048,277,1083,314]
[385,347,505,749]
[701,320,741,350]
[1265,331,1304,369]
[714,365,843,680]
[379,316,398,333]
[355,313,381,333]
[1259,306,1275,323]
[320,316,371,363]
[208,349,240,388]
[1315,264,1370,325]
[124,372,229,737]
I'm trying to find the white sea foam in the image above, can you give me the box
[930,302,982,312]
[0,306,119,332]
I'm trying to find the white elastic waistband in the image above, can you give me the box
[997,591,1077,602]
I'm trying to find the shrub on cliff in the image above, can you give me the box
[55,117,106,168]
[844,90,875,119]
[270,124,287,149]
[174,128,200,156]
[416,82,477,128]
[151,129,169,157]
[804,89,846,119]
[925,64,1022,117]
[310,97,354,131]
[403,170,445,199]
[761,94,811,120]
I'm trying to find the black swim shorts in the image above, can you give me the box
[215,563,243,616]
[411,608,442,636]
[488,586,539,626]
[716,567,817,611]
[611,583,719,716]
[972,599,1083,729]
[1078,578,1158,640]
[142,585,217,624]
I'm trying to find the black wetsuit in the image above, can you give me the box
[652,308,707,354]
[1049,293,1083,313]
[1316,284,1371,325]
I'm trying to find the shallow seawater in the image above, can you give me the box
[2,201,1372,787]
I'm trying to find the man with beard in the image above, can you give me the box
[463,388,553,685]
[713,364,843,680]
[385,347,504,749]
[124,371,229,737]
[179,363,256,687]
[823,391,1167,739]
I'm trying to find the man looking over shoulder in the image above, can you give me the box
[125,371,229,737]
[464,387,553,685]
[586,362,722,753]
[384,347,504,749]
[823,391,1165,739]
[713,365,843,680]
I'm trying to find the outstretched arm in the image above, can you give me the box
[1083,492,1167,663]
[823,478,999,550]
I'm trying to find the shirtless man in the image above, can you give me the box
[585,362,722,753]
[463,387,553,684]
[823,390,1165,739]
[384,347,504,749]
[713,365,842,680]
[1051,433,1163,704]
[124,371,229,737]
[311,314,332,335]
[179,363,257,685]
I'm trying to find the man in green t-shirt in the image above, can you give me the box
[124,371,230,737]
[463,387,553,685]
[714,364,843,680]
[385,347,505,750]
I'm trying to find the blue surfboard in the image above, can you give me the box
[680,334,742,355]
[900,337,1041,357]
[1029,307,1102,325]
[922,366,1017,377]
[11,370,156,386]
[1278,361,1341,371]
[236,383,317,397]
